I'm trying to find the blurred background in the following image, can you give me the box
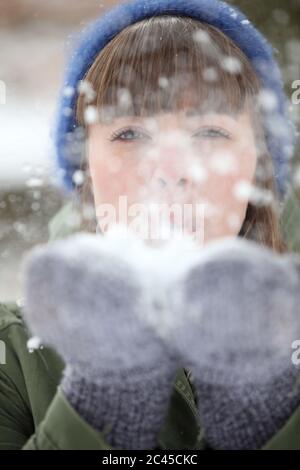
[0,0,299,301]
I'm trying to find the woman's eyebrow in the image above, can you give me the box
[184,109,239,119]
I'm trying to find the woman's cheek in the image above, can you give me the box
[197,150,257,239]
[89,153,145,208]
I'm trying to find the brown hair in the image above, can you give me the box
[74,15,286,252]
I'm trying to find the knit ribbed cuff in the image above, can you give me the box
[61,361,178,450]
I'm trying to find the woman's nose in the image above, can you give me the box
[156,176,188,188]
[151,163,189,189]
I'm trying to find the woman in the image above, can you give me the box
[1,0,300,450]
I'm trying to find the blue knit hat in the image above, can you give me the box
[53,0,295,199]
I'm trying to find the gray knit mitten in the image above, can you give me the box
[21,233,179,450]
[165,238,300,450]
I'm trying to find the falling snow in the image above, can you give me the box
[27,336,42,353]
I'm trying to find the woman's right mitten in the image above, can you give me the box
[21,232,180,450]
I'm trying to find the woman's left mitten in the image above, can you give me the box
[165,238,300,449]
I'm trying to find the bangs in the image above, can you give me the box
[76,15,261,124]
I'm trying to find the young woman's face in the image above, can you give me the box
[87,110,257,244]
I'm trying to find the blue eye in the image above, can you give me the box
[193,127,231,139]
[110,127,151,142]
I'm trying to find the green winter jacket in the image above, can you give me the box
[1,192,300,450]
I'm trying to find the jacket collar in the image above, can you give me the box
[48,200,83,242]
